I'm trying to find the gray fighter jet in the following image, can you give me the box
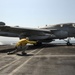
[0,22,75,46]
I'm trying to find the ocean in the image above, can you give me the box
[0,36,19,45]
[0,36,75,45]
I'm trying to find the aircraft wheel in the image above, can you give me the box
[34,42,42,46]
[67,42,72,46]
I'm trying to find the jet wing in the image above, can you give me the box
[0,25,49,32]
[0,25,58,37]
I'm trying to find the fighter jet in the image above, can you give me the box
[0,22,75,46]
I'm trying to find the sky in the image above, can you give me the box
[0,0,75,28]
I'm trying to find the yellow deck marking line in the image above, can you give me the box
[8,48,43,75]
[0,49,37,71]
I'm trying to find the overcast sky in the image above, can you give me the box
[0,0,75,28]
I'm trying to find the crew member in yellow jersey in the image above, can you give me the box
[7,37,36,55]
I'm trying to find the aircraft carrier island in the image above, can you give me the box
[0,44,75,75]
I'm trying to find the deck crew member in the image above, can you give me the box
[7,37,36,55]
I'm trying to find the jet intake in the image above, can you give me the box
[55,30,68,38]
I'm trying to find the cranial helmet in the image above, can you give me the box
[26,37,29,40]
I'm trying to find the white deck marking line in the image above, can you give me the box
[8,48,44,75]
[28,49,37,54]
[34,55,75,57]
[34,48,44,55]
[0,54,8,58]
[0,49,37,59]
[0,49,37,71]
[65,46,75,48]
[0,54,18,61]
[0,52,19,59]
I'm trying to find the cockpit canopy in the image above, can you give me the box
[0,22,5,26]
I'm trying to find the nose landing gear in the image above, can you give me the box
[64,38,72,46]
[67,41,72,46]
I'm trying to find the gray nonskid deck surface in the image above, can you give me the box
[0,44,75,75]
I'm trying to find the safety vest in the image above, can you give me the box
[16,39,36,47]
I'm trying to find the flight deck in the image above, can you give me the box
[0,44,75,75]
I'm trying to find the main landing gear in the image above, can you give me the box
[64,38,72,46]
[34,42,42,46]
